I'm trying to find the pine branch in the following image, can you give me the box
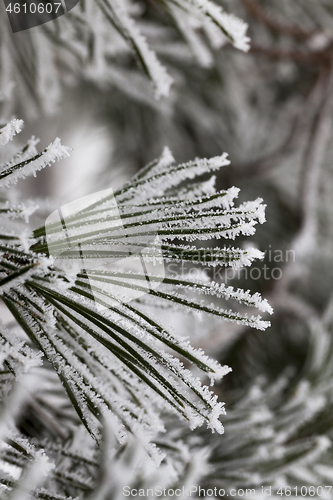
[0,118,272,496]
[0,0,250,112]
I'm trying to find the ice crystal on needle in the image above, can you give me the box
[0,119,271,480]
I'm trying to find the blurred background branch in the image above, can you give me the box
[1,0,333,498]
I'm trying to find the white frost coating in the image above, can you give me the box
[104,0,173,98]
[168,3,214,68]
[0,260,39,297]
[4,436,55,495]
[169,0,250,52]
[93,268,272,314]
[185,175,217,198]
[239,198,267,224]
[156,243,264,268]
[0,137,39,175]
[203,16,228,50]
[119,154,231,203]
[27,276,233,434]
[111,296,231,379]
[80,275,270,330]
[0,124,273,451]
[170,276,273,314]
[18,229,35,252]
[0,119,24,148]
[156,146,175,171]
[217,11,250,52]
[234,247,265,269]
[0,328,43,373]
[0,138,71,188]
[19,203,39,223]
[134,146,175,182]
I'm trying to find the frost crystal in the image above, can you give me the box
[0,121,271,473]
